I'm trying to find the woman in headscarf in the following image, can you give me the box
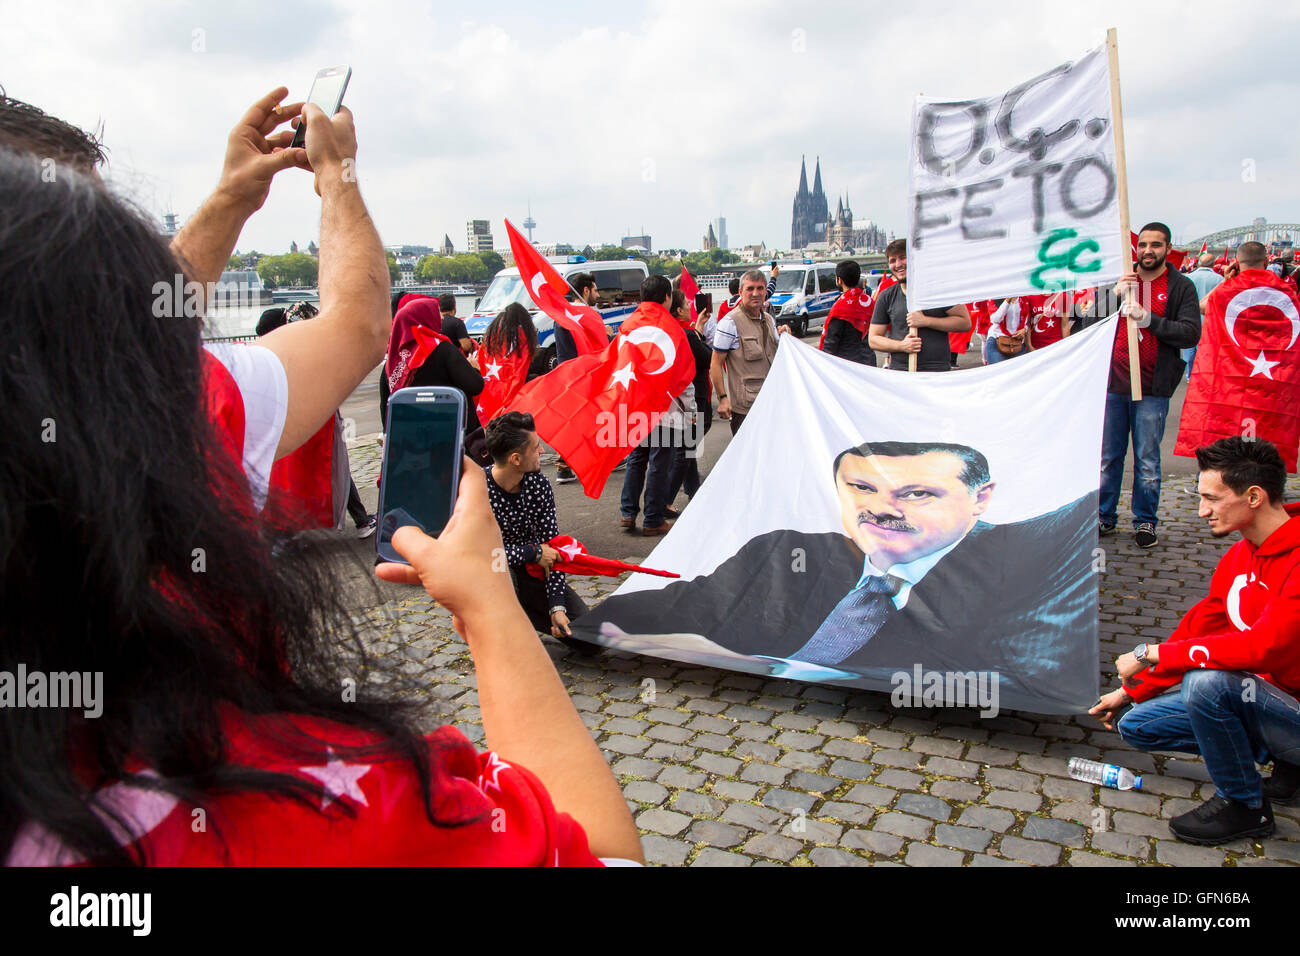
[383,294,484,436]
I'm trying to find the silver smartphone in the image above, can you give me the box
[290,65,351,149]
[376,387,465,565]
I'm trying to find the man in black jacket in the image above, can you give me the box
[820,259,876,366]
[1079,222,1201,549]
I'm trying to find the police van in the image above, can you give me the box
[466,257,648,374]
[764,260,842,338]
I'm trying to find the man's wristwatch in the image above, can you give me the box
[717,392,726,399]
[1132,643,1153,668]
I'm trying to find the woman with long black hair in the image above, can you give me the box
[0,143,639,864]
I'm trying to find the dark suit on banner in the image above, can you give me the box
[575,493,1099,714]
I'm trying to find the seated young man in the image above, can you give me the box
[483,412,594,652]
[1091,437,1300,845]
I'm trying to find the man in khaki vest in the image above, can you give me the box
[710,269,788,435]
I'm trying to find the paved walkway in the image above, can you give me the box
[343,436,1300,867]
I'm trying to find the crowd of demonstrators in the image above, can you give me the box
[438,292,474,356]
[1091,438,1300,846]
[483,413,593,651]
[386,294,485,440]
[257,303,376,537]
[619,277,697,536]
[982,297,1030,364]
[1080,222,1202,550]
[666,291,715,505]
[868,239,972,372]
[1183,253,1223,377]
[710,269,787,435]
[0,89,640,866]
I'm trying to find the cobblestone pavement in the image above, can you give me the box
[345,437,1300,867]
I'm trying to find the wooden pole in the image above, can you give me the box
[1106,27,1141,401]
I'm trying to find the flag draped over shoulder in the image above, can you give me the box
[572,323,1120,714]
[474,329,532,425]
[1175,269,1300,471]
[818,287,874,349]
[504,219,606,355]
[503,300,695,498]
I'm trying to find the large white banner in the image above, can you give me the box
[575,325,1119,714]
[906,45,1123,310]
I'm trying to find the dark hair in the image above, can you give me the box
[1195,437,1286,505]
[437,293,456,313]
[1138,222,1171,245]
[670,290,688,318]
[391,291,406,317]
[640,274,672,306]
[1237,241,1268,269]
[485,411,536,463]
[833,440,992,492]
[728,277,740,296]
[0,89,106,171]
[0,148,475,865]
[570,272,596,297]
[885,238,906,259]
[483,302,537,358]
[255,307,287,337]
[836,259,861,288]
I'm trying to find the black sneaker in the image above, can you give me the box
[1134,523,1158,548]
[1168,794,1274,845]
[1263,760,1300,804]
[556,466,578,484]
[356,514,378,539]
[1099,521,1117,536]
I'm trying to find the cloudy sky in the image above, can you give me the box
[6,0,1298,255]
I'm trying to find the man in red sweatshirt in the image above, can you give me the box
[1091,437,1300,845]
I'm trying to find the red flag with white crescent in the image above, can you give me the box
[502,300,695,498]
[1175,269,1300,471]
[680,267,700,323]
[524,535,680,580]
[474,329,533,425]
[504,219,607,355]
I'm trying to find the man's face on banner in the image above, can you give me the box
[835,451,995,568]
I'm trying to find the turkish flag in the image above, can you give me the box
[1130,231,1186,270]
[819,287,875,349]
[474,329,532,424]
[877,272,897,294]
[1024,293,1067,349]
[524,535,679,580]
[680,267,700,323]
[268,417,337,528]
[504,300,696,497]
[1175,269,1300,471]
[503,219,607,355]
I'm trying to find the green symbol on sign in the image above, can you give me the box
[1029,227,1101,291]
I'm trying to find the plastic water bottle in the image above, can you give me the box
[1068,757,1142,790]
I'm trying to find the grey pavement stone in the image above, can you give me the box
[642,835,691,866]
[788,819,843,844]
[925,756,981,779]
[743,833,803,862]
[740,762,789,785]
[909,735,966,758]
[874,812,934,841]
[966,745,1018,766]
[734,741,780,762]
[712,780,758,801]
[687,714,734,734]
[671,791,725,817]
[1113,810,1172,839]
[841,829,904,857]
[772,713,820,731]
[733,723,777,741]
[999,836,1062,866]
[906,843,965,866]
[773,730,826,750]
[867,729,911,748]
[931,780,983,802]
[875,769,924,790]
[637,808,692,836]
[612,756,660,779]
[824,739,874,761]
[1022,816,1087,848]
[1068,851,1137,866]
[693,753,742,776]
[829,759,875,780]
[873,749,924,769]
[956,806,1016,832]
[624,781,669,804]
[895,793,952,822]
[657,766,706,789]
[788,771,840,792]
[970,854,1029,867]
[776,750,830,772]
[1051,801,1098,826]
[1042,776,1094,802]
[1090,830,1151,859]
[984,768,1042,792]
[690,847,752,867]
[986,790,1043,812]
[935,824,993,852]
[690,732,733,753]
[762,789,817,814]
[809,847,872,866]
[819,801,876,825]
[1155,841,1227,866]
[687,820,746,848]
[816,720,862,738]
[646,725,692,744]
[721,803,782,830]
[843,784,898,807]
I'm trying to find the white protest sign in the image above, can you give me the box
[906,45,1122,310]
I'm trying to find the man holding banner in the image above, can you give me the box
[868,239,971,372]
[1080,222,1201,548]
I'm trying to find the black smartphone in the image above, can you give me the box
[694,292,712,313]
[376,387,465,565]
[290,65,351,149]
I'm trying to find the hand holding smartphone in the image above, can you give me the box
[376,387,465,565]
[291,65,351,149]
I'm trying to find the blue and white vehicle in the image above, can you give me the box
[764,261,841,338]
[466,257,648,374]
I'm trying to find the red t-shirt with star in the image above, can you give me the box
[1023,293,1066,350]
[1109,272,1168,393]
[7,712,603,866]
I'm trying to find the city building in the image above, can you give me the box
[702,223,718,251]
[466,220,493,253]
[790,156,828,250]
[714,216,728,251]
[307,240,319,257]
[440,234,454,256]
[738,242,767,260]
[621,234,652,254]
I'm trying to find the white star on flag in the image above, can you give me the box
[300,750,371,809]
[610,364,637,389]
[1247,351,1281,379]
[477,752,513,794]
[1042,318,1055,329]
[477,403,485,416]
[559,543,584,560]
[483,360,502,381]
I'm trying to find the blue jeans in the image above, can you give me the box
[620,429,676,527]
[1099,392,1170,528]
[1181,347,1196,381]
[982,335,1026,365]
[1118,670,1300,806]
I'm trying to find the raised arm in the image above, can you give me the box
[256,104,390,458]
